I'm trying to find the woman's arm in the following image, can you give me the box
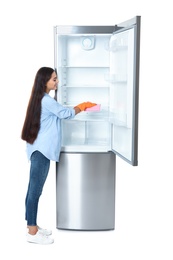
[74,106,81,115]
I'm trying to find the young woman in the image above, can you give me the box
[21,67,96,244]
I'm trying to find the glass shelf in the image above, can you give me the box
[61,84,109,88]
[59,65,109,68]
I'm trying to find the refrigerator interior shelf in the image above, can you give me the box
[61,145,111,153]
[68,115,128,126]
[61,84,109,88]
[67,116,108,122]
[60,65,109,68]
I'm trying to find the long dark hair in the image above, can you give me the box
[21,67,55,144]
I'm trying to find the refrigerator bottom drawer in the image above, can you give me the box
[56,152,116,231]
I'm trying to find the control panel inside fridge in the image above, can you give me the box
[54,17,140,165]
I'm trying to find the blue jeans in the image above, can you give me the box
[25,151,50,226]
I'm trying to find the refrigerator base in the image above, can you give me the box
[56,152,116,231]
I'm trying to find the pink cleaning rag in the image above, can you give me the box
[85,104,101,111]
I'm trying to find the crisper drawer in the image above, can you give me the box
[61,119,111,152]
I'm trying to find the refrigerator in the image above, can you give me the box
[54,16,141,231]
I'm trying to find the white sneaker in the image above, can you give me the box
[27,232,54,245]
[37,226,52,236]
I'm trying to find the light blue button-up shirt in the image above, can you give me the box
[26,93,75,162]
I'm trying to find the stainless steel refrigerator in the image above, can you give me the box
[54,16,141,230]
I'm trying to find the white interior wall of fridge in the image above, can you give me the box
[57,34,113,152]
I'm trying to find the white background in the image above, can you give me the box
[0,0,173,259]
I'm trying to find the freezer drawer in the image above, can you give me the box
[56,152,116,230]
